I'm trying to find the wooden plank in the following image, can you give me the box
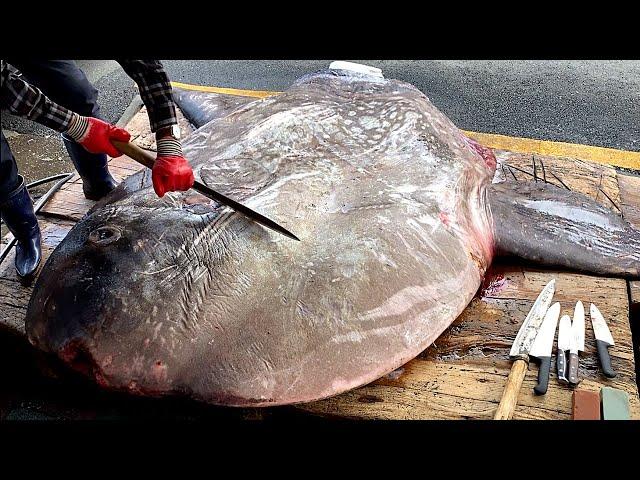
[494,150,621,210]
[0,219,75,336]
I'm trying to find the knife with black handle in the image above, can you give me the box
[591,303,616,379]
[596,341,616,378]
[530,302,561,395]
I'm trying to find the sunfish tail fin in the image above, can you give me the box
[488,181,640,278]
[172,87,258,129]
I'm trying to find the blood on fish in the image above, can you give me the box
[465,136,497,170]
[480,273,507,297]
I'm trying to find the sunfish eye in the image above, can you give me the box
[88,226,122,246]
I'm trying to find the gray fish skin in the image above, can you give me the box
[489,182,640,277]
[25,70,640,406]
[26,70,496,405]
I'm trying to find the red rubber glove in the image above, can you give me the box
[151,135,194,197]
[152,155,195,197]
[65,114,131,158]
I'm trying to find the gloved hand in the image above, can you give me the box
[64,114,131,158]
[151,136,195,197]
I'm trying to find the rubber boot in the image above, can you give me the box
[0,176,42,284]
[62,135,118,201]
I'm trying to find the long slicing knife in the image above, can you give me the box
[556,315,572,384]
[568,301,585,385]
[111,140,300,241]
[590,303,616,378]
[529,302,561,395]
[494,279,556,420]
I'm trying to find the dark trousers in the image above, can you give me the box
[1,60,106,203]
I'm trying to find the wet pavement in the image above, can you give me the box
[2,131,73,187]
[1,132,73,239]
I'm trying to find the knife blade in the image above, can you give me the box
[509,279,556,359]
[574,301,585,352]
[556,315,572,384]
[530,302,561,395]
[494,279,556,419]
[192,180,300,241]
[590,303,616,378]
[568,301,585,385]
[111,140,300,241]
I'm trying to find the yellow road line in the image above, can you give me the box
[170,81,279,99]
[463,131,640,171]
[171,81,640,170]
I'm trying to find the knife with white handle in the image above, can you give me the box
[590,303,616,378]
[568,301,585,386]
[529,302,561,395]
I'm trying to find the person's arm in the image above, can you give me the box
[1,61,75,132]
[116,60,194,197]
[116,60,177,132]
[0,61,130,158]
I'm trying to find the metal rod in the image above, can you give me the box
[505,163,534,178]
[26,173,74,191]
[598,187,622,213]
[504,163,564,190]
[0,173,74,265]
[550,172,571,190]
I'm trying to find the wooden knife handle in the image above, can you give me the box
[494,359,528,420]
[111,140,157,170]
[568,352,580,385]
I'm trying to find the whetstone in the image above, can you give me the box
[601,387,631,420]
[572,390,601,420]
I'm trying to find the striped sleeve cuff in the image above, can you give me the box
[156,136,183,157]
[64,114,90,142]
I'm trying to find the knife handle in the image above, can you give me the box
[557,349,568,383]
[533,356,551,395]
[568,352,580,385]
[112,140,156,170]
[596,340,616,378]
[494,358,528,420]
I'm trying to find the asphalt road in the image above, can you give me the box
[2,60,639,152]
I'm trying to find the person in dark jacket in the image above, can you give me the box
[1,60,194,283]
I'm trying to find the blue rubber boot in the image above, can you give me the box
[62,136,118,201]
[0,176,42,283]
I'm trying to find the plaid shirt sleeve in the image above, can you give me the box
[117,60,177,132]
[0,60,75,132]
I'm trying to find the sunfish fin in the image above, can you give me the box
[488,181,640,278]
[172,87,258,129]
